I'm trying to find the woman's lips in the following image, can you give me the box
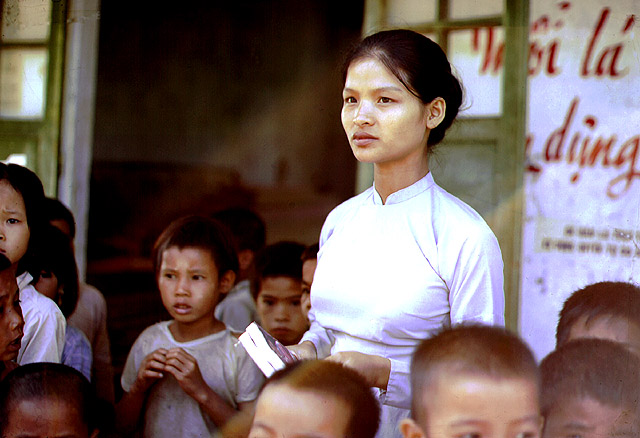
[352,132,378,146]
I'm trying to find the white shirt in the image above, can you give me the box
[302,172,504,438]
[121,321,264,438]
[214,279,257,332]
[17,272,66,364]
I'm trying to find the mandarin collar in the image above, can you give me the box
[372,172,435,205]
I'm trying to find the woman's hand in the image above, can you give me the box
[326,351,391,390]
[287,340,317,360]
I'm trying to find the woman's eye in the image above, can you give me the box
[6,218,19,225]
[515,431,538,438]
[344,96,356,104]
[163,273,175,279]
[378,96,392,103]
[192,275,204,281]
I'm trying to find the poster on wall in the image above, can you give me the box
[519,0,640,359]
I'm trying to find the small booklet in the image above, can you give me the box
[239,322,298,377]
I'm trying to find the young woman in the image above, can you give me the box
[290,29,505,438]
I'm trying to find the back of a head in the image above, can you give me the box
[343,29,463,147]
[0,362,98,434]
[152,215,239,277]
[32,225,79,318]
[264,360,380,438]
[255,241,305,295]
[43,197,76,239]
[556,281,640,346]
[410,324,539,420]
[540,338,640,419]
[211,208,266,253]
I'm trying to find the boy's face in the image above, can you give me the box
[249,383,350,438]
[543,396,638,438]
[0,270,23,361]
[567,315,640,355]
[2,397,97,438]
[158,247,231,339]
[256,276,309,345]
[402,373,541,438]
[0,181,30,267]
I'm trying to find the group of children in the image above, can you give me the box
[246,285,640,438]
[0,161,638,438]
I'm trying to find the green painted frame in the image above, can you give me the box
[0,0,67,196]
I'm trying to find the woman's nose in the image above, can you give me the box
[353,102,374,126]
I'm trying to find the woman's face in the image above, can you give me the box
[341,57,430,171]
[0,181,30,267]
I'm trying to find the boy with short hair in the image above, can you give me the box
[247,360,380,438]
[255,241,309,345]
[556,281,640,354]
[116,216,264,437]
[0,362,99,438]
[401,324,542,438]
[540,338,640,438]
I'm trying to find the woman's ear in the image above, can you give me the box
[219,270,236,295]
[426,97,446,130]
[399,418,426,438]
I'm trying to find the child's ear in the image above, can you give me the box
[218,270,236,295]
[399,418,426,438]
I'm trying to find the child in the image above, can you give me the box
[540,338,640,438]
[300,243,318,321]
[117,216,264,437]
[32,225,93,381]
[400,324,542,438]
[556,281,640,354]
[255,241,309,345]
[0,362,99,438]
[247,360,379,438]
[44,197,115,403]
[212,207,266,331]
[0,163,65,364]
[0,263,23,381]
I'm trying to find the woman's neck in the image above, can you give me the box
[374,159,429,204]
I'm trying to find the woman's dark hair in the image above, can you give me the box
[31,225,79,318]
[0,362,99,434]
[343,29,463,147]
[152,215,239,278]
[0,163,46,275]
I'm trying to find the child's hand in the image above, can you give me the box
[132,348,168,394]
[164,348,209,403]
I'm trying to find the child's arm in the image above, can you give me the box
[163,348,238,427]
[115,348,168,433]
